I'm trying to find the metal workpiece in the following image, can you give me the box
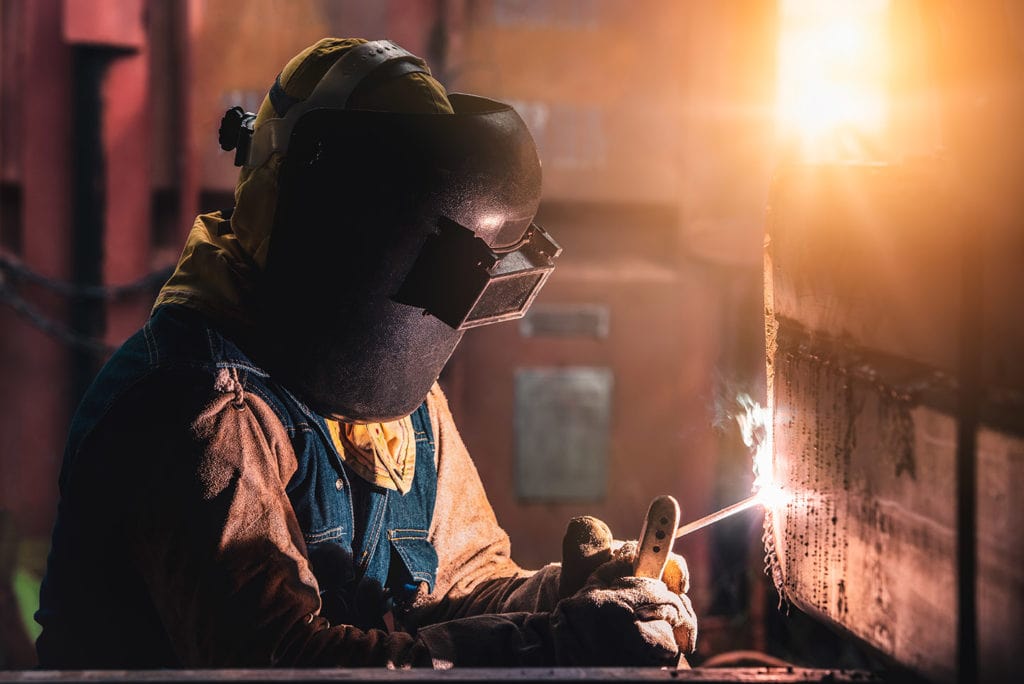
[764,163,1024,684]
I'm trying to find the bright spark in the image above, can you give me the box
[671,394,790,540]
[736,392,790,512]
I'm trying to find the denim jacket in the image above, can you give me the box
[37,305,559,668]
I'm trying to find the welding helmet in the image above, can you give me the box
[219,40,559,422]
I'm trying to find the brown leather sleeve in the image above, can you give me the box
[128,368,427,667]
[411,384,563,625]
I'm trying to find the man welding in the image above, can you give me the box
[35,38,697,668]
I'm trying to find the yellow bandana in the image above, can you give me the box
[325,417,417,494]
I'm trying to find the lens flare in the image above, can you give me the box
[776,0,891,161]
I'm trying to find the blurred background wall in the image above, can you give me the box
[5,0,1016,673]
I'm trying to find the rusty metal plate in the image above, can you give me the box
[765,164,1024,684]
[515,367,613,501]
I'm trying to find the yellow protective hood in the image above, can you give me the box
[154,38,453,491]
[155,37,451,327]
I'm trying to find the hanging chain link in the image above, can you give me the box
[0,252,175,356]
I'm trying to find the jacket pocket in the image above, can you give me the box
[388,529,438,593]
[285,427,351,543]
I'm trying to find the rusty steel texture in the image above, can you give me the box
[764,163,1024,684]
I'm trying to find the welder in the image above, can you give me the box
[35,38,697,668]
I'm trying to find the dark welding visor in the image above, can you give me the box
[260,92,556,420]
[395,216,561,330]
[267,95,556,330]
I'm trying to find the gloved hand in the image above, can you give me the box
[551,516,698,666]
[412,517,697,668]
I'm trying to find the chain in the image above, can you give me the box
[0,253,175,356]
[0,253,174,300]
[0,284,117,355]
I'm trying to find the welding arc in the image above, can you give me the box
[673,494,760,539]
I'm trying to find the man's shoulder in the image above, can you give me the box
[144,305,267,375]
[65,307,279,463]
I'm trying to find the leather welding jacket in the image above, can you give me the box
[36,304,563,668]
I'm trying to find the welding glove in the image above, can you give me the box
[550,516,698,665]
[413,516,696,667]
[558,517,691,598]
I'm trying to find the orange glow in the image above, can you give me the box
[776,0,890,161]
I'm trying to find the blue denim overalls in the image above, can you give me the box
[47,304,439,632]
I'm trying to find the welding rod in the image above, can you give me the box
[673,494,760,539]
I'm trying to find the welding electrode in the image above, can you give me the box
[672,494,760,539]
[635,493,761,572]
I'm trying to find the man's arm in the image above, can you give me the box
[412,384,563,625]
[407,385,696,668]
[125,373,691,669]
[127,369,428,667]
